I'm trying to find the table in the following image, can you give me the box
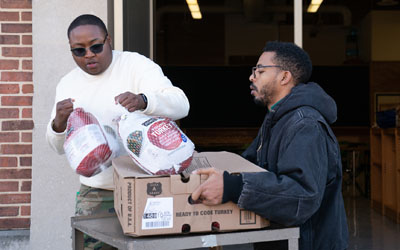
[71,214,300,250]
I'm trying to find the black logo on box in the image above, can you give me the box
[147,182,162,196]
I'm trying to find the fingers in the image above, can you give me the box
[115,92,135,106]
[191,183,222,206]
[202,197,217,206]
[53,98,75,132]
[58,98,74,107]
[115,92,142,112]
[114,94,120,105]
[191,185,203,202]
[61,98,73,106]
[56,98,74,115]
[193,167,216,176]
[190,168,224,206]
[124,103,137,112]
[114,92,130,105]
[191,168,212,201]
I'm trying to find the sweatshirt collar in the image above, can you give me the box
[269,98,283,111]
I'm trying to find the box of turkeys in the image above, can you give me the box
[113,151,270,237]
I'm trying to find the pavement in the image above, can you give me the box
[0,230,30,250]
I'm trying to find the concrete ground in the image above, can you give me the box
[0,229,30,250]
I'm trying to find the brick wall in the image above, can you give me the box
[0,0,32,230]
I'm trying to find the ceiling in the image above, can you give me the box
[155,0,400,26]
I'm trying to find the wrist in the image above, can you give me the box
[52,119,66,133]
[139,93,148,110]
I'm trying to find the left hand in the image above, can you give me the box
[114,91,146,112]
[191,168,224,206]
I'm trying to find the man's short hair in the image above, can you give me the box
[263,41,312,84]
[67,14,108,39]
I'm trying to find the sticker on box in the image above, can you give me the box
[142,197,173,230]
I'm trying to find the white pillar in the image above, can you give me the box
[294,0,303,48]
[31,1,108,249]
[114,0,124,51]
[150,0,154,60]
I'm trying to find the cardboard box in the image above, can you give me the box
[113,151,270,236]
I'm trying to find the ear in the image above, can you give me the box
[106,35,113,49]
[279,71,294,86]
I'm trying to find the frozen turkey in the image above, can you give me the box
[117,112,194,175]
[63,108,115,177]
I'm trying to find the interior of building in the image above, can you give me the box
[121,0,400,249]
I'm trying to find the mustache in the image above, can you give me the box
[250,83,258,92]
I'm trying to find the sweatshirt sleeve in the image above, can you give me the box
[45,82,67,155]
[222,171,243,203]
[131,55,190,121]
[46,119,66,155]
[238,120,329,226]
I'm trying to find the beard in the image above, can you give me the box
[253,96,265,107]
[252,82,275,107]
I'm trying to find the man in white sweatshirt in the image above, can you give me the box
[46,14,190,249]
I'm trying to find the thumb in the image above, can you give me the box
[114,94,121,104]
[191,184,204,202]
[193,167,215,176]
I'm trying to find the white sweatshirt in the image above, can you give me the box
[46,51,190,190]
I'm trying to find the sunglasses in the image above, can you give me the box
[70,34,108,57]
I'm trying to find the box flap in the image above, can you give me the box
[170,174,201,194]
[113,151,266,179]
[184,151,266,174]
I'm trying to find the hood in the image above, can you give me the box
[272,82,337,124]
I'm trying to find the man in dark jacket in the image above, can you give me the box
[191,41,349,250]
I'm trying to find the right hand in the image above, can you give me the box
[191,168,224,206]
[114,92,146,112]
[52,98,74,132]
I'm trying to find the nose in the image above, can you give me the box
[249,72,255,82]
[84,48,95,58]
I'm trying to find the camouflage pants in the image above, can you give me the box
[75,184,116,250]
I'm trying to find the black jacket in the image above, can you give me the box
[224,82,349,250]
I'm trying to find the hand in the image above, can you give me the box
[53,98,74,132]
[114,92,146,112]
[191,168,224,206]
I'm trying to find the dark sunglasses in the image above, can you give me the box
[70,34,108,57]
